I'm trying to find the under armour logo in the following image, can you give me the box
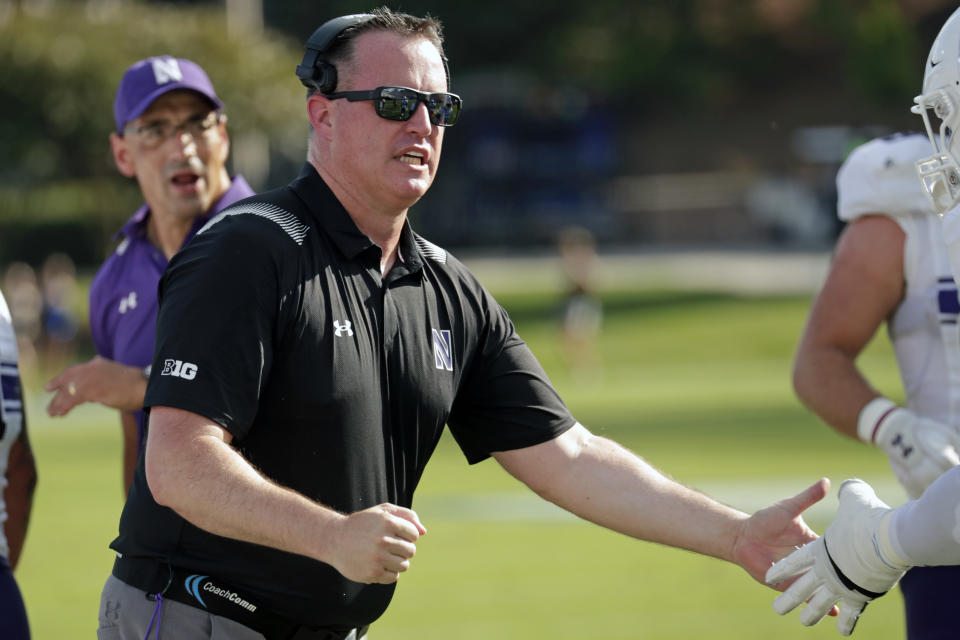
[891,434,914,458]
[334,320,354,337]
[118,291,137,314]
[433,328,453,371]
[102,599,122,625]
[151,57,183,85]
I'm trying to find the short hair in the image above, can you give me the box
[306,6,448,98]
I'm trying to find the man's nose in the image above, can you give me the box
[405,101,433,136]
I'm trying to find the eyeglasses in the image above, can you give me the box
[325,86,462,127]
[124,112,224,146]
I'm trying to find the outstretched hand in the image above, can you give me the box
[46,355,147,416]
[765,479,908,636]
[732,478,830,585]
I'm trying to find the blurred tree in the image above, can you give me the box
[0,1,305,263]
[260,0,928,111]
[850,0,923,103]
[0,0,951,262]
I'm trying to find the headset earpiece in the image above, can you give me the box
[296,13,374,94]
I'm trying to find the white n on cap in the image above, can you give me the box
[152,57,183,85]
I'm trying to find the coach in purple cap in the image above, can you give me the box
[44,55,254,493]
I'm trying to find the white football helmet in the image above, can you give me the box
[913,8,960,214]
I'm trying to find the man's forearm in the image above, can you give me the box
[46,356,149,416]
[793,346,880,439]
[495,424,746,562]
[145,406,425,585]
[146,409,344,565]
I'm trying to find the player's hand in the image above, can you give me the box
[45,356,147,416]
[731,478,828,585]
[873,408,960,499]
[326,503,426,584]
[765,479,909,636]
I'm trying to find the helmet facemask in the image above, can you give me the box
[912,8,960,214]
[912,90,960,214]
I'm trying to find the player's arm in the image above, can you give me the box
[794,215,960,497]
[45,355,148,417]
[493,422,828,584]
[792,215,904,435]
[884,464,960,565]
[145,405,426,585]
[3,421,37,570]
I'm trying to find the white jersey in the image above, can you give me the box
[0,290,24,559]
[837,133,960,430]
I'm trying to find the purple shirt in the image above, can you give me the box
[89,176,254,444]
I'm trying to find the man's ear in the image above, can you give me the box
[110,133,137,178]
[307,94,335,140]
[215,117,230,165]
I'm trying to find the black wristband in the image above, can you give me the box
[824,539,888,600]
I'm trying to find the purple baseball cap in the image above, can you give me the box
[113,56,223,133]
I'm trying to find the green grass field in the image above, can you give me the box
[15,286,910,638]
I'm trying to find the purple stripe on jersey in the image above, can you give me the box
[938,285,960,315]
[88,175,254,446]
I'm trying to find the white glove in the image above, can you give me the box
[765,479,909,636]
[858,397,960,499]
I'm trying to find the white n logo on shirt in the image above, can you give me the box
[433,329,453,371]
[333,320,354,337]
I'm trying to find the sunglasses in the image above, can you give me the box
[325,86,462,127]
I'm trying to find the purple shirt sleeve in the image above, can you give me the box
[88,176,256,445]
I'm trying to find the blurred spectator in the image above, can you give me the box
[557,225,603,379]
[39,253,79,373]
[2,263,42,380]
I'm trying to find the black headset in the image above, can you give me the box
[295,12,452,94]
[295,13,375,94]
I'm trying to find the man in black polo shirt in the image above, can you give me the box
[98,9,830,640]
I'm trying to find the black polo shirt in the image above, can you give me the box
[111,163,575,628]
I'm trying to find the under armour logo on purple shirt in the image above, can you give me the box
[118,291,138,314]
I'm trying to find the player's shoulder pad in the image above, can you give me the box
[837,133,932,222]
[198,194,311,247]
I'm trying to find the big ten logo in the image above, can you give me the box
[161,358,198,380]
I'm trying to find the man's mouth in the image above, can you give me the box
[398,151,425,166]
[170,171,201,189]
